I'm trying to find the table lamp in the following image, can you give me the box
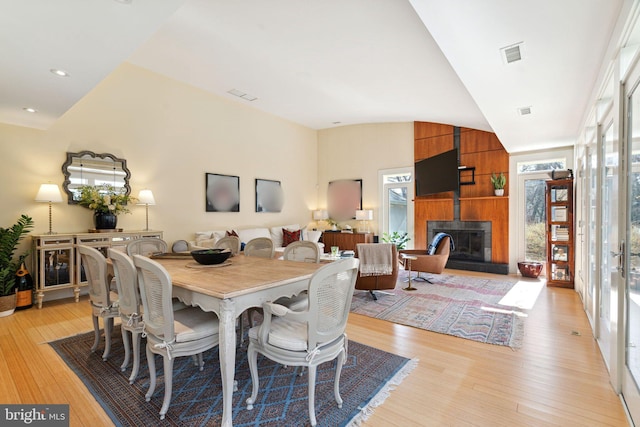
[35,183,63,234]
[313,209,329,228]
[355,209,373,233]
[137,189,156,231]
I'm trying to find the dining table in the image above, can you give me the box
[154,254,324,427]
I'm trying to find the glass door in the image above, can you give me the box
[623,71,640,420]
[598,119,616,369]
[379,168,413,248]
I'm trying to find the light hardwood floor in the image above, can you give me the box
[0,270,630,426]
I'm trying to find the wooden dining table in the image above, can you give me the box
[154,254,324,427]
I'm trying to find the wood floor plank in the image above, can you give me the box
[0,269,630,426]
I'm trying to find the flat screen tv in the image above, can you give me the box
[415,148,459,196]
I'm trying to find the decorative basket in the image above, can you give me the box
[518,262,543,278]
[0,292,17,317]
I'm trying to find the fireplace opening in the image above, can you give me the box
[434,229,484,262]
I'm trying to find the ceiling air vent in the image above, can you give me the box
[518,106,532,116]
[500,42,524,64]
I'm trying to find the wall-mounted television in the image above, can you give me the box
[415,148,459,196]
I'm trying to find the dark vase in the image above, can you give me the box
[94,212,117,230]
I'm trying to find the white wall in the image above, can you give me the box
[0,63,318,247]
[317,123,414,235]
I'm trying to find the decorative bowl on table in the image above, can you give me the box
[190,249,231,265]
[517,261,543,278]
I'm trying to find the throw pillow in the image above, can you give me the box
[226,230,239,237]
[282,228,301,247]
[195,238,216,249]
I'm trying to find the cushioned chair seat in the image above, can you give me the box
[354,244,398,299]
[400,235,452,282]
[248,315,307,351]
[173,308,220,343]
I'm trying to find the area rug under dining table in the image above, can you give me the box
[351,272,542,348]
[50,326,415,426]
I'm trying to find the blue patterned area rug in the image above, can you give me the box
[351,272,542,348]
[50,326,415,426]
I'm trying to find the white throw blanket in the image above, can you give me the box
[358,243,393,276]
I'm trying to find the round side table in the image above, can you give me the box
[402,254,418,291]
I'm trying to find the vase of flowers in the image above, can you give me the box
[77,184,136,230]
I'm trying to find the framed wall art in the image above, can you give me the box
[205,173,240,212]
[255,179,283,212]
[327,179,362,221]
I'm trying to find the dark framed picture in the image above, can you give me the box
[327,179,362,221]
[255,179,283,212]
[206,173,240,212]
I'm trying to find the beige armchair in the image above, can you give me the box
[400,235,452,283]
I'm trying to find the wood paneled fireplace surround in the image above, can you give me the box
[414,122,509,274]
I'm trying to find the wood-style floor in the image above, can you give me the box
[0,270,630,426]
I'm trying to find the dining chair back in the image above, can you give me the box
[214,235,241,255]
[78,245,119,361]
[126,238,168,257]
[246,258,360,426]
[283,241,320,263]
[244,237,275,258]
[133,254,220,420]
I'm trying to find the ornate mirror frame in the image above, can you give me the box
[62,151,132,204]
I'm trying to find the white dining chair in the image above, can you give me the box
[133,254,220,420]
[126,238,168,257]
[214,235,241,255]
[244,237,275,258]
[283,240,320,263]
[108,248,145,383]
[246,258,360,426]
[78,245,119,361]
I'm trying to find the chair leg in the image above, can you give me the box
[308,365,318,427]
[159,355,175,420]
[414,272,432,283]
[145,346,156,402]
[128,331,141,384]
[245,343,260,410]
[91,315,100,353]
[102,317,113,361]
[120,327,130,372]
[334,349,345,409]
[368,290,378,301]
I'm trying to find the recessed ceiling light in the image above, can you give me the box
[114,0,132,4]
[332,121,341,125]
[50,68,70,77]
[23,107,38,113]
[227,89,258,102]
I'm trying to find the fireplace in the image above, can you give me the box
[434,229,485,262]
[428,220,492,263]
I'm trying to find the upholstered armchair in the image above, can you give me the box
[400,235,452,283]
[354,243,398,300]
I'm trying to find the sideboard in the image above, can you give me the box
[31,230,163,308]
[321,231,374,253]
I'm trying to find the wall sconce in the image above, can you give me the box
[137,189,156,231]
[355,209,373,233]
[35,183,63,234]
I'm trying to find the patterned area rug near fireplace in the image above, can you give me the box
[50,326,416,427]
[351,272,539,348]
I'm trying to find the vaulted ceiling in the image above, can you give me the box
[0,0,625,153]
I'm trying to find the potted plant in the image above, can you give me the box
[77,184,136,229]
[327,218,339,231]
[0,215,34,317]
[491,172,506,196]
[382,231,410,250]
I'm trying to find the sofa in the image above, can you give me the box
[188,224,324,253]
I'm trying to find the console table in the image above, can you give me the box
[31,230,163,308]
[321,231,373,253]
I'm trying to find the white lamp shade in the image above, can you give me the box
[137,189,156,205]
[313,209,329,220]
[355,209,373,221]
[35,184,63,203]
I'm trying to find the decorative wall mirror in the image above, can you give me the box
[62,151,131,204]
